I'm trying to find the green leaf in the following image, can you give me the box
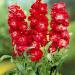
[4,69,17,75]
[16,63,25,75]
[0,55,13,62]
[29,71,36,75]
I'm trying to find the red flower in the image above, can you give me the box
[36,20,48,33]
[11,31,20,39]
[8,19,18,29]
[30,18,38,29]
[48,42,57,53]
[55,25,67,32]
[53,13,69,23]
[15,9,26,20]
[61,30,70,40]
[8,5,28,53]
[16,45,28,52]
[49,33,61,42]
[8,13,16,19]
[32,32,47,46]
[31,0,40,9]
[19,21,28,31]
[8,5,20,13]
[29,9,40,16]
[50,20,67,32]
[49,2,70,52]
[15,36,28,46]
[58,39,69,48]
[33,32,45,42]
[35,14,48,21]
[62,19,69,26]
[51,2,66,10]
[39,3,47,14]
[27,48,43,62]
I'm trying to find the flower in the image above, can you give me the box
[48,42,57,53]
[27,48,43,62]
[8,5,28,54]
[28,0,48,47]
[49,2,70,53]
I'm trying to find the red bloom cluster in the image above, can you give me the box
[27,0,48,61]
[48,2,70,53]
[8,5,28,55]
[8,1,70,61]
[28,0,48,46]
[8,0,49,62]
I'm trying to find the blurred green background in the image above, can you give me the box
[0,0,75,75]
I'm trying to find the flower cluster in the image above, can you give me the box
[48,2,70,53]
[28,0,48,46]
[27,0,48,61]
[8,5,28,55]
[8,1,70,62]
[8,0,48,62]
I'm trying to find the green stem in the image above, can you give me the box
[36,67,39,75]
[50,65,56,75]
[50,65,62,75]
